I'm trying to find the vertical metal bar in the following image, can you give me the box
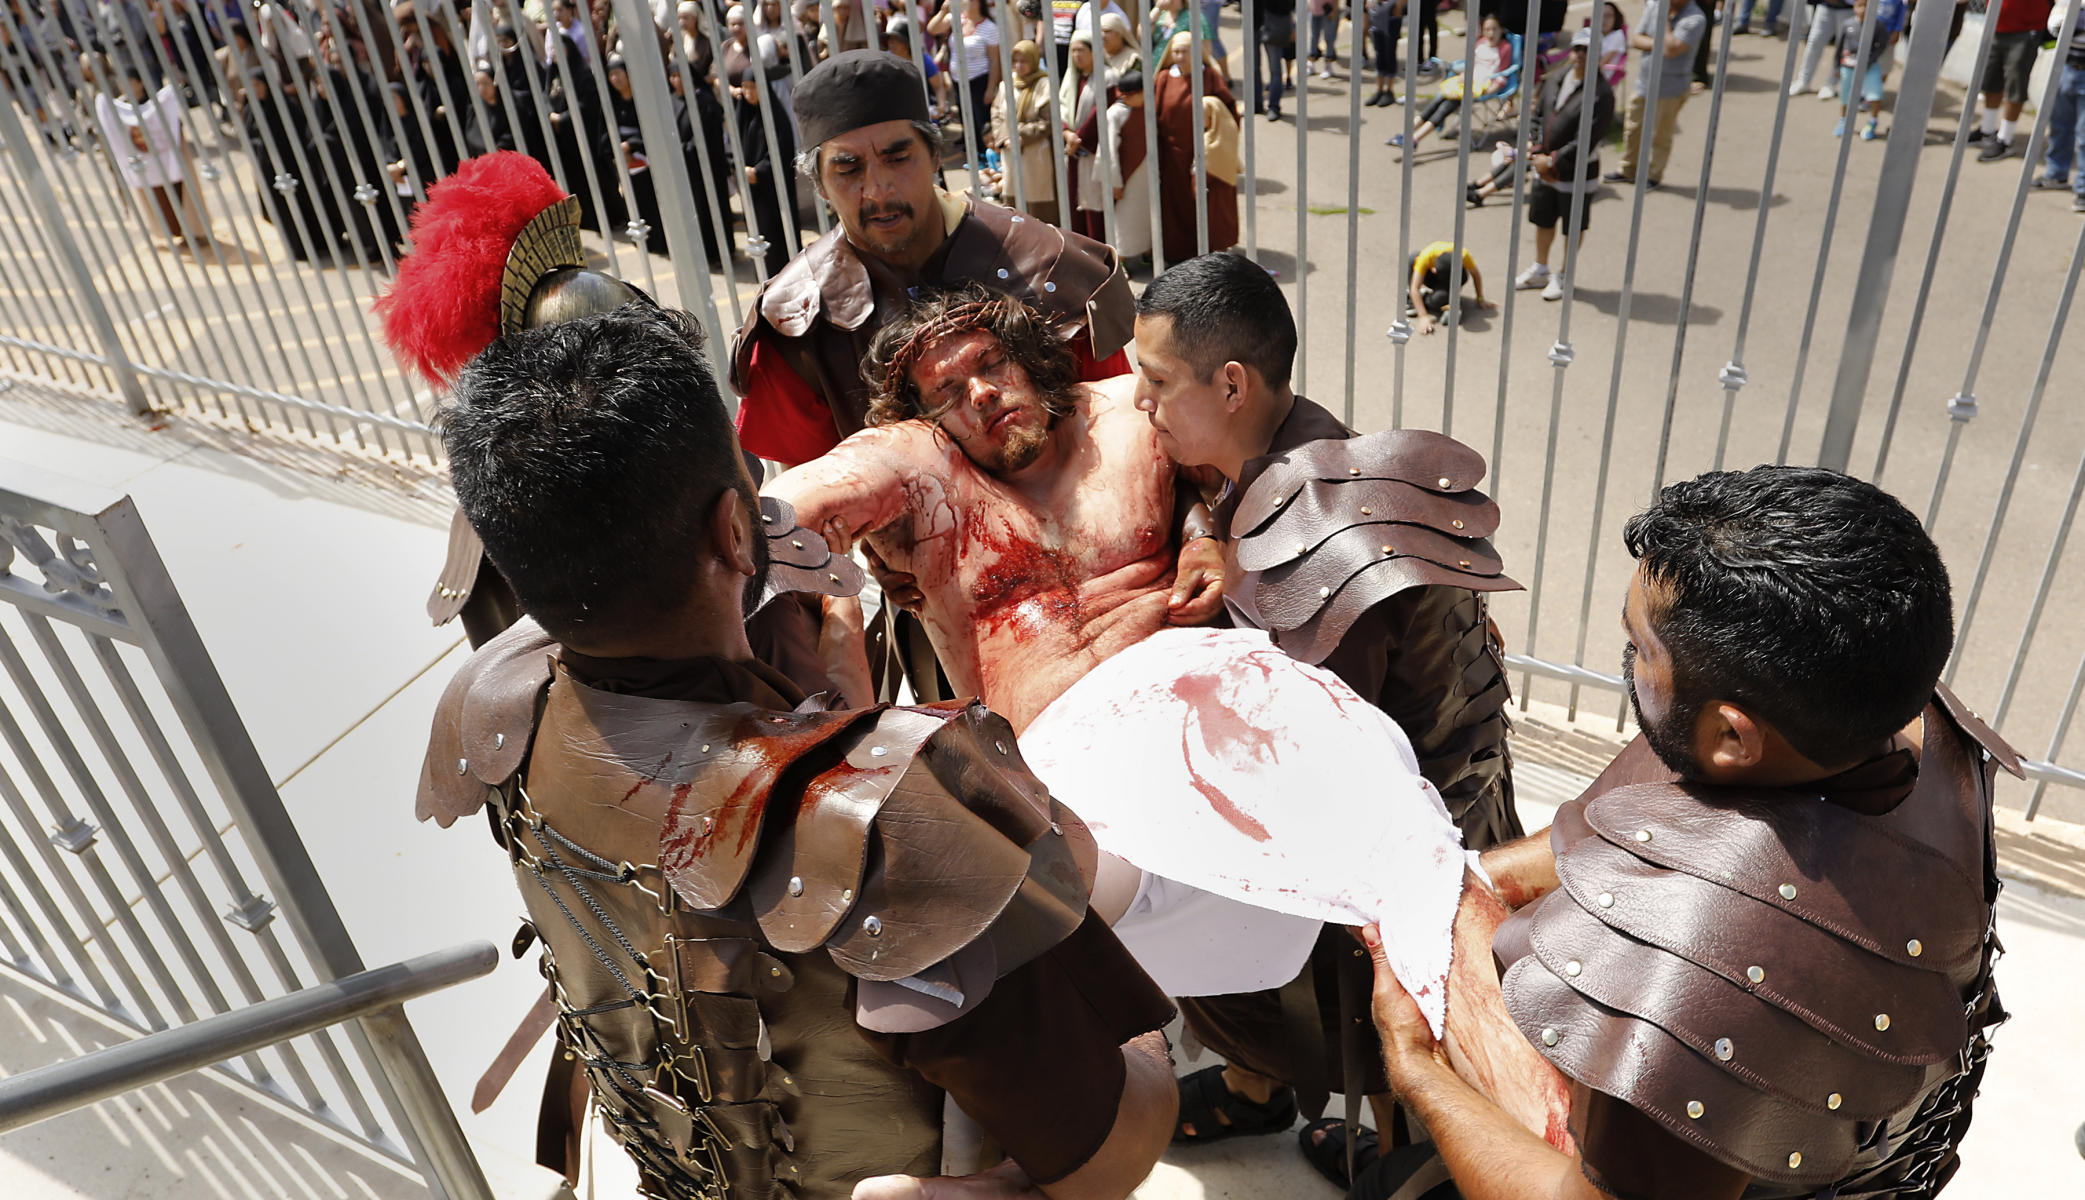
[1650,9,1740,493]
[1992,414,2085,729]
[1144,19,1166,273]
[996,0,1031,213]
[1341,2,1363,426]
[377,0,462,205]
[0,61,146,411]
[1097,39,1119,250]
[0,159,102,392]
[1036,0,1073,225]
[1292,9,1308,394]
[1490,0,1548,495]
[1242,0,1258,257]
[1771,0,1884,466]
[434,3,498,150]
[1189,9,1209,255]
[662,27,749,315]
[1816,0,1990,471]
[1921,0,2080,525]
[0,856,40,966]
[542,7,630,277]
[1386,0,1420,426]
[1711,20,1805,462]
[498,0,589,228]
[613,0,730,358]
[788,1,833,237]
[0,773,115,1007]
[572,3,657,295]
[2027,647,2085,821]
[952,3,987,201]
[1440,13,1482,433]
[1942,181,2085,689]
[708,16,777,276]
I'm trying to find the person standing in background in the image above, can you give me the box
[1259,0,1297,116]
[1606,0,1705,187]
[2031,0,2085,210]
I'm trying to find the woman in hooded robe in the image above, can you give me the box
[991,40,1061,224]
[1062,30,1110,241]
[1152,30,1238,261]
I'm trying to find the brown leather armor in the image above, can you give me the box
[1220,410,1524,849]
[416,520,1105,1200]
[727,195,1134,443]
[1496,691,2020,1196]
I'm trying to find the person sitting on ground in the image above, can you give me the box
[1405,240,1497,334]
[1365,464,2016,1200]
[1386,13,1514,150]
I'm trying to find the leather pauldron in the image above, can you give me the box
[1225,428,1522,665]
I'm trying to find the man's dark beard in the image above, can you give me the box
[1624,642,1705,778]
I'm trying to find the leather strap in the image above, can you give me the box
[474,984,558,1114]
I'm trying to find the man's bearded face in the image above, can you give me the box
[910,329,1056,475]
[1622,568,1706,778]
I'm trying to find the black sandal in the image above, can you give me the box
[1173,1064,1300,1145]
[1299,1117,1380,1189]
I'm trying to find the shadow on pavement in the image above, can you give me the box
[1564,289,1725,326]
[1655,181,1793,210]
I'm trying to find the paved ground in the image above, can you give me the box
[2,382,2081,1197]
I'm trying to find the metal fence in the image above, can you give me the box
[1,0,2083,815]
[0,461,490,1198]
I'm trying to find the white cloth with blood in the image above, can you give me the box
[1020,626,1465,1036]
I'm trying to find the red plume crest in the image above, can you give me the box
[372,152,570,389]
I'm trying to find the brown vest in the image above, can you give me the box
[1496,691,2020,1196]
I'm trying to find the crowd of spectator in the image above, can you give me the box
[0,0,2077,295]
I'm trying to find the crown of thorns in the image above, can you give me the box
[879,296,1017,406]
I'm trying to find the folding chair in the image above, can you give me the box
[1439,31,1523,143]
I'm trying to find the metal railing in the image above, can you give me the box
[2,1,2084,816]
[0,459,491,1199]
[0,939,496,1133]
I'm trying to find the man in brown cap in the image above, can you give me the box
[729,49,1135,468]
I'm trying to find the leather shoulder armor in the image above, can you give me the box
[417,617,558,827]
[1498,701,2003,1189]
[527,673,1097,1005]
[755,496,866,613]
[1225,428,1522,664]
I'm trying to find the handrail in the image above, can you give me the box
[0,941,498,1134]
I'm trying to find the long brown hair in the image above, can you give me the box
[863,283,1082,427]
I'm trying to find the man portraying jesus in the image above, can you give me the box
[764,284,1571,1145]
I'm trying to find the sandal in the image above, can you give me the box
[1173,1064,1300,1145]
[1299,1117,1380,1189]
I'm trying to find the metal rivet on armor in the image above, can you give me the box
[1296,542,1309,554]
[1383,545,1396,556]
[1050,822,1063,835]
[1564,960,1582,977]
[782,1075,794,1087]
[1458,559,1472,568]
[1349,467,1361,476]
[995,740,1009,754]
[1354,948,1365,958]
[1874,1013,1891,1032]
[1438,477,1453,488]
[788,876,805,897]
[841,888,853,903]
[791,539,804,550]
[1686,1100,1704,1120]
[1906,938,1923,958]
[1747,965,1765,985]
[1044,281,1057,293]
[1361,507,1373,516]
[1635,829,1652,843]
[770,966,782,978]
[829,573,842,583]
[1319,586,1332,599]
[457,758,468,775]
[761,512,774,523]
[1540,1027,1558,1047]
[1827,1093,1842,1111]
[1779,883,1798,901]
[996,268,1010,279]
[1788,1152,1803,1170]
[1596,892,1614,909]
[494,733,506,750]
[701,744,711,753]
[863,915,883,937]
[1714,1037,1734,1062]
[870,746,888,757]
[701,816,714,835]
[1452,519,1465,530]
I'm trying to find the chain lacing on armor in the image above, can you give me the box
[500,783,736,1199]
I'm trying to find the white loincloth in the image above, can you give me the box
[1020,627,1466,1036]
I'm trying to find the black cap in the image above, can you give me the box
[793,50,933,150]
